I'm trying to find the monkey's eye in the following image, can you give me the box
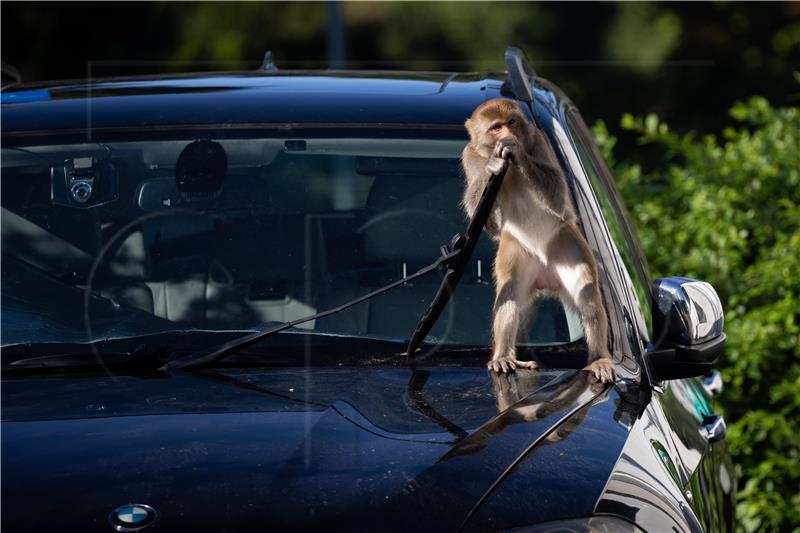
[490,123,502,132]
[508,118,517,127]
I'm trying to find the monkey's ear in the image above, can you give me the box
[464,118,475,136]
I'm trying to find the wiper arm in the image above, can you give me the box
[405,165,508,356]
[160,248,460,371]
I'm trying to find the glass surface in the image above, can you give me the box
[1,132,582,353]
[565,110,653,340]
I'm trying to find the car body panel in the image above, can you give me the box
[595,388,705,531]
[4,366,622,532]
[462,384,629,532]
[1,73,497,138]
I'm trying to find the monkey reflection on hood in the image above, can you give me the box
[438,369,609,461]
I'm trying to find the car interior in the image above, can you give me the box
[1,137,583,347]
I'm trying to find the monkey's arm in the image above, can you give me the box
[497,135,571,220]
[523,156,568,209]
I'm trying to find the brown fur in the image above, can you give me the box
[461,98,615,383]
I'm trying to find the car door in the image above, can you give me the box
[563,107,735,531]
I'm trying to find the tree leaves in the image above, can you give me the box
[595,95,800,532]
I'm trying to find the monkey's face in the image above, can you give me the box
[465,99,529,153]
[487,115,520,142]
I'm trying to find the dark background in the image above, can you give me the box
[3,3,800,531]
[2,1,798,135]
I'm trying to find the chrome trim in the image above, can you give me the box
[701,369,723,396]
[700,414,727,443]
[653,277,724,346]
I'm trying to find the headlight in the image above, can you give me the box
[502,515,642,533]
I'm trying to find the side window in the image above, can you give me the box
[566,110,653,340]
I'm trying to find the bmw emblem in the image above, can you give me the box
[108,504,159,531]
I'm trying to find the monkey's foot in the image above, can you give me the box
[488,356,538,374]
[584,358,616,384]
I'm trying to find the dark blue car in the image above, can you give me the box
[1,49,735,532]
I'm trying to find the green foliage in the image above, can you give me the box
[604,3,682,74]
[164,2,327,68]
[367,2,547,70]
[594,96,800,532]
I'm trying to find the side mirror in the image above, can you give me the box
[648,277,726,382]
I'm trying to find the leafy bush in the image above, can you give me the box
[594,95,800,532]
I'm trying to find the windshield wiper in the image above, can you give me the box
[161,165,507,371]
[0,331,250,371]
[160,249,459,371]
[405,165,508,356]
[2,345,168,371]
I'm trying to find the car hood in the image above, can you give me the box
[1,365,632,532]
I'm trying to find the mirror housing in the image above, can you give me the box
[649,277,726,382]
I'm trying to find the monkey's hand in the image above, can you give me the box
[488,354,538,374]
[494,136,520,161]
[486,137,519,175]
[584,358,616,384]
[486,153,508,176]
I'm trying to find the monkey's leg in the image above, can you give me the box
[516,294,535,344]
[549,226,615,383]
[490,234,540,373]
[517,286,549,346]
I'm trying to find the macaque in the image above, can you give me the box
[462,98,615,383]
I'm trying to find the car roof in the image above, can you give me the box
[1,71,517,139]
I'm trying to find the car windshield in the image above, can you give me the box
[1,130,585,353]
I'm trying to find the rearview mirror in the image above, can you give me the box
[648,277,726,382]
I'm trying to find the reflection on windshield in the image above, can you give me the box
[1,135,583,351]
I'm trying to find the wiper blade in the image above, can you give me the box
[3,345,167,371]
[405,165,508,356]
[0,331,244,370]
[160,248,460,371]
